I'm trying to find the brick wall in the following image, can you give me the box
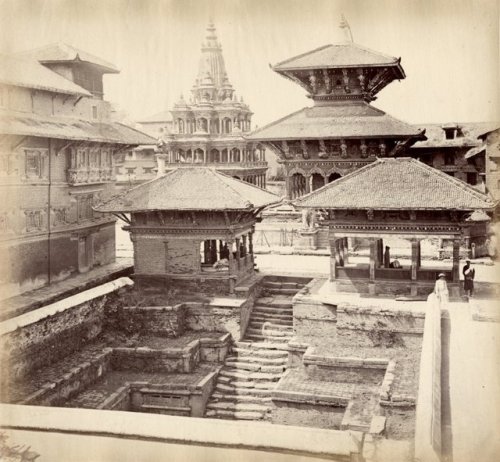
[120,305,186,337]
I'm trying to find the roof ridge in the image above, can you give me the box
[347,42,399,64]
[272,44,332,69]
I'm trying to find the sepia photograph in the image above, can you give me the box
[0,0,499,461]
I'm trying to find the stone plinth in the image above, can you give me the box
[295,228,319,251]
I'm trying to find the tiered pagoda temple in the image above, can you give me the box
[248,39,425,199]
[95,168,279,294]
[296,158,496,297]
[155,23,268,187]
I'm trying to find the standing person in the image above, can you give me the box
[462,260,475,298]
[434,273,449,304]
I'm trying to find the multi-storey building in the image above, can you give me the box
[408,122,499,192]
[155,23,268,187]
[478,127,500,204]
[247,39,425,199]
[0,44,155,297]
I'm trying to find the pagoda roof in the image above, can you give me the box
[94,167,280,213]
[273,42,404,75]
[137,110,173,124]
[18,43,119,73]
[295,158,496,211]
[247,102,424,141]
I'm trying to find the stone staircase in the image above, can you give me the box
[205,277,307,421]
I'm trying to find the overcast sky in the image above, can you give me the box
[1,0,499,127]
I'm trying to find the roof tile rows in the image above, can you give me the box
[247,103,424,141]
[95,167,280,212]
[0,112,156,145]
[295,157,495,211]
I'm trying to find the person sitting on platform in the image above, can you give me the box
[213,258,229,270]
[434,273,449,303]
[390,259,402,268]
[462,260,475,298]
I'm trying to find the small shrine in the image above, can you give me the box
[95,167,279,294]
[295,158,496,297]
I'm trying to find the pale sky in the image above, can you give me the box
[1,0,499,127]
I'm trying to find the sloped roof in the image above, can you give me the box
[0,112,156,145]
[18,43,119,73]
[95,168,280,212]
[295,158,495,211]
[411,122,499,149]
[273,42,402,72]
[247,103,424,141]
[0,54,91,96]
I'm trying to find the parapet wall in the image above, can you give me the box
[0,278,133,385]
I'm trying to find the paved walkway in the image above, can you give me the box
[0,258,133,320]
[446,304,500,461]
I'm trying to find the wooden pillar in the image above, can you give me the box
[305,175,311,194]
[452,238,460,282]
[369,238,377,281]
[203,240,210,264]
[285,176,292,200]
[411,239,419,281]
[228,240,234,271]
[329,237,337,281]
[242,235,247,257]
[338,238,345,266]
[236,237,241,271]
[377,239,383,268]
[343,237,349,264]
[210,239,217,264]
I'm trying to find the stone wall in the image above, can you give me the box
[0,278,133,385]
[120,305,185,337]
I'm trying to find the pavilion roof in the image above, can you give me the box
[295,158,496,211]
[247,102,424,141]
[94,167,280,213]
[272,42,404,75]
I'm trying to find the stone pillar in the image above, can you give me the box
[156,155,165,177]
[228,240,234,273]
[329,238,337,281]
[338,238,345,266]
[285,176,292,200]
[452,238,460,282]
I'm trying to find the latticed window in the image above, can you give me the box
[26,210,43,232]
[25,150,45,178]
[77,195,93,221]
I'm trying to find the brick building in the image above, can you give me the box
[155,22,268,187]
[477,127,500,203]
[95,167,279,294]
[408,122,499,192]
[0,44,155,297]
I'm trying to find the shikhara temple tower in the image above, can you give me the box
[248,30,426,199]
[156,22,268,187]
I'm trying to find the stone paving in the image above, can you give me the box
[0,258,133,321]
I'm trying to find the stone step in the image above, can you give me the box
[263,288,300,296]
[210,392,273,404]
[207,401,270,413]
[249,320,294,329]
[231,348,288,359]
[231,379,279,389]
[244,334,291,343]
[206,409,265,420]
[241,341,290,351]
[253,305,293,314]
[214,384,273,397]
[255,298,293,309]
[246,327,292,338]
[224,360,262,371]
[249,316,293,326]
[226,354,287,365]
[220,368,281,381]
[263,281,303,290]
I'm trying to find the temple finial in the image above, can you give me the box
[339,14,354,42]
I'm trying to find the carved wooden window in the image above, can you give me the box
[25,210,43,232]
[77,195,93,221]
[0,153,12,176]
[77,148,88,168]
[24,149,48,180]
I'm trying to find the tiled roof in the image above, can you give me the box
[247,103,424,141]
[18,43,119,73]
[0,54,91,96]
[95,168,280,212]
[295,158,495,211]
[411,122,499,149]
[0,112,156,145]
[273,42,402,71]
